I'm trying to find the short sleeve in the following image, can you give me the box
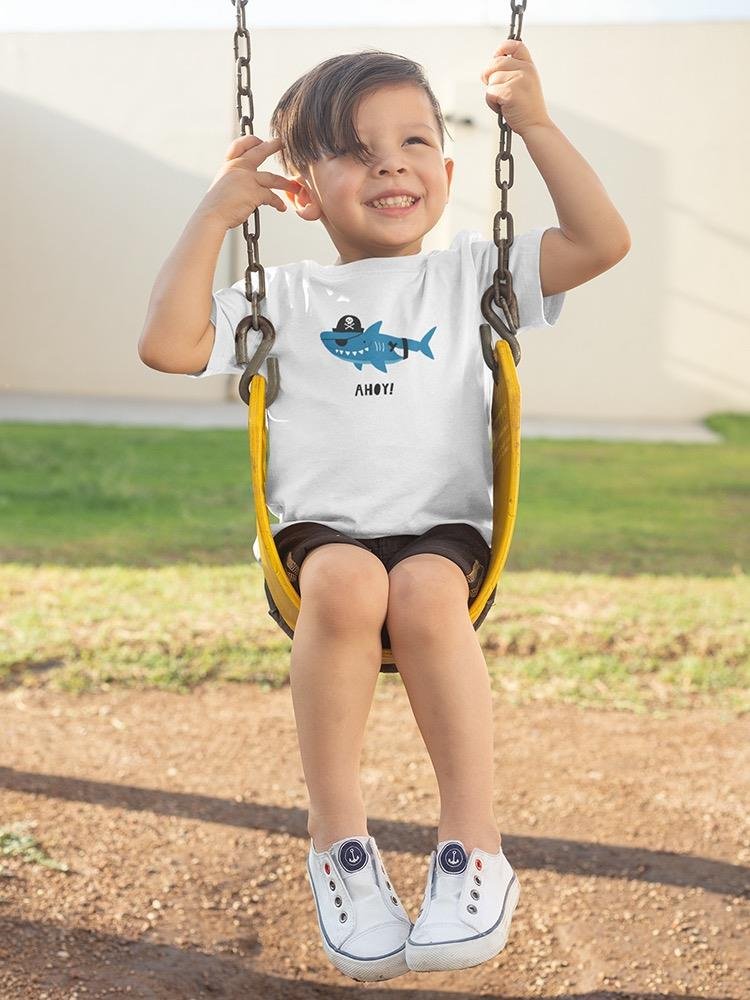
[186,280,263,378]
[468,226,565,334]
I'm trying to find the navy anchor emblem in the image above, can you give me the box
[438,841,468,875]
[338,839,369,873]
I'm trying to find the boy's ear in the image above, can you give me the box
[444,157,455,195]
[283,178,304,206]
[286,176,323,221]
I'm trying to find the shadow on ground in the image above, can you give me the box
[1,767,747,899]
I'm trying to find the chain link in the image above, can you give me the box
[232,0,264,331]
[230,0,279,405]
[480,0,527,374]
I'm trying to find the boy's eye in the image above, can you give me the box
[406,136,426,144]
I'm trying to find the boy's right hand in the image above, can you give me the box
[200,135,300,230]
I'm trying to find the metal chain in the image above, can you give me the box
[230,0,279,405]
[232,0,264,329]
[480,0,527,375]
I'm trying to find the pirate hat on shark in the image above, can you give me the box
[322,315,436,374]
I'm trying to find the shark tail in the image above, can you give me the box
[420,326,437,360]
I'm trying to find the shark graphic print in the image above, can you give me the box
[321,314,436,374]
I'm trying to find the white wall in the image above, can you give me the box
[0,23,748,419]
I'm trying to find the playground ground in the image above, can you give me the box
[1,416,747,997]
[1,683,748,999]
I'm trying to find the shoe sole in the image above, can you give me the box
[405,874,520,972]
[306,865,411,982]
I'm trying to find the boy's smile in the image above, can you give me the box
[287,83,453,263]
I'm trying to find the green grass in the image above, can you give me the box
[1,563,747,713]
[0,823,69,872]
[0,424,253,566]
[0,413,747,575]
[511,412,748,575]
[1,412,747,710]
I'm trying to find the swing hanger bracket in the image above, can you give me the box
[235,314,280,406]
[480,282,521,378]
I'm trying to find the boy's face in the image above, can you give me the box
[287,83,454,263]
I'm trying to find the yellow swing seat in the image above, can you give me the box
[248,337,521,672]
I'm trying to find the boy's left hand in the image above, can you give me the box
[480,39,552,137]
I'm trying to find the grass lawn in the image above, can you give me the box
[1,412,747,710]
[0,412,747,575]
[1,563,747,713]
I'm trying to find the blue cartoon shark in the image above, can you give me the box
[321,314,436,374]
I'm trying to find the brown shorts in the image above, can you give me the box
[262,521,497,673]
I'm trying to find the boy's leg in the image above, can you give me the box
[385,554,502,856]
[289,543,390,853]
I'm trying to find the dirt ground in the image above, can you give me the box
[1,683,748,1000]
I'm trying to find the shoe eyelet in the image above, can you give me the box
[474,875,482,885]
[390,895,398,904]
[324,862,331,874]
[470,889,480,900]
[328,879,336,890]
[339,911,348,922]
[467,903,478,914]
[386,880,391,889]
[475,859,483,870]
[334,896,342,907]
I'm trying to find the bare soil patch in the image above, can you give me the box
[1,685,748,999]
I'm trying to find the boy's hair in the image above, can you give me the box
[270,49,451,179]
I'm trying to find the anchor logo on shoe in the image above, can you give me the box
[338,839,369,873]
[438,841,468,874]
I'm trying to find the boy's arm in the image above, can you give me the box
[139,134,294,375]
[521,121,631,297]
[481,39,631,298]
[138,207,227,374]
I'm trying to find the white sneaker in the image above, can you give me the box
[306,834,412,981]
[406,839,520,972]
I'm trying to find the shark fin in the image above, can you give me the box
[420,326,437,360]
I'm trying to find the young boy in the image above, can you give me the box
[139,41,629,982]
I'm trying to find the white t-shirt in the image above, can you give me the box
[191,227,564,560]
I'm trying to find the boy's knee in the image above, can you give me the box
[386,554,470,634]
[298,543,389,630]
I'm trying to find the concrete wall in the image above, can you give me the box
[0,23,747,419]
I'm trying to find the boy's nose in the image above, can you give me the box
[371,149,409,171]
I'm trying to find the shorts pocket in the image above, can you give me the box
[465,558,487,601]
[284,552,300,587]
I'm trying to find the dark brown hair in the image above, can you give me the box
[270,49,451,178]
